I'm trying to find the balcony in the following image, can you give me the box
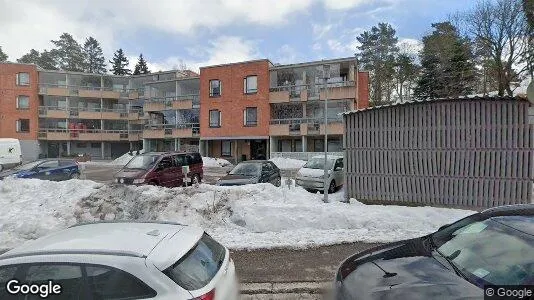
[39,84,68,96]
[39,106,68,118]
[38,84,124,99]
[143,123,200,139]
[144,95,198,111]
[269,118,343,136]
[319,81,355,100]
[37,129,134,141]
[101,88,121,99]
[269,81,355,103]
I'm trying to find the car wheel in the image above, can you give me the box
[191,174,201,185]
[328,180,336,194]
[274,176,281,187]
[148,181,158,186]
[70,172,80,179]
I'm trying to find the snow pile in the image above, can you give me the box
[202,157,232,167]
[109,149,146,166]
[269,157,306,170]
[0,178,102,249]
[0,179,475,250]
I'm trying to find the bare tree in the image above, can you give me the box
[463,0,529,96]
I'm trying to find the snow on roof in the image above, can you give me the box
[343,95,527,115]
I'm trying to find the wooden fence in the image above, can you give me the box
[343,98,533,208]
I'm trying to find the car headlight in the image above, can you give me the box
[133,178,145,184]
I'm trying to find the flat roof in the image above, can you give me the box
[342,96,527,115]
[199,58,272,70]
[1,222,186,259]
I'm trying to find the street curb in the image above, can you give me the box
[241,281,331,294]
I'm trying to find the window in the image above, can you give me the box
[262,163,273,174]
[0,265,19,298]
[174,154,186,166]
[16,119,30,132]
[76,142,87,148]
[38,160,59,170]
[16,72,30,86]
[17,95,30,109]
[334,159,344,170]
[221,141,232,156]
[209,110,221,127]
[85,265,157,299]
[91,142,101,148]
[164,234,226,290]
[244,75,258,94]
[25,264,83,300]
[243,107,257,126]
[209,79,221,97]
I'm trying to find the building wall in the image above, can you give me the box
[0,63,39,140]
[344,98,533,208]
[200,60,271,138]
[357,72,370,109]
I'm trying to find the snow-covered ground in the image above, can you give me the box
[269,157,306,170]
[0,178,475,250]
[202,157,232,167]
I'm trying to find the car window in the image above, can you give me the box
[164,233,226,291]
[85,265,156,300]
[157,157,173,170]
[0,265,19,299]
[174,155,186,167]
[262,163,273,173]
[191,153,202,164]
[24,264,83,300]
[335,159,343,170]
[59,160,75,167]
[37,160,59,170]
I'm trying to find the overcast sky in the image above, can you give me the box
[0,0,479,72]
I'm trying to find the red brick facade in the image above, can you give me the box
[357,72,370,109]
[0,63,39,140]
[199,60,271,138]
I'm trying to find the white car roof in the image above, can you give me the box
[311,155,343,160]
[1,222,203,267]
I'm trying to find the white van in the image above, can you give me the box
[0,138,22,171]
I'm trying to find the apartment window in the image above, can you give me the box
[221,141,232,156]
[209,110,221,127]
[16,95,30,109]
[91,143,101,148]
[209,80,221,97]
[244,75,257,94]
[16,73,30,86]
[243,107,257,126]
[16,119,30,132]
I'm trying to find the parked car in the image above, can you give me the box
[334,204,534,300]
[0,159,80,181]
[0,138,22,172]
[114,152,203,187]
[216,160,281,187]
[0,221,239,300]
[295,156,344,193]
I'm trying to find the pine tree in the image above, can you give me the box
[50,33,86,71]
[17,49,58,69]
[109,49,131,75]
[414,22,476,99]
[83,37,106,74]
[133,54,150,75]
[356,23,399,106]
[0,46,7,62]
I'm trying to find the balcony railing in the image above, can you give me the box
[269,117,343,125]
[146,94,199,103]
[269,81,355,93]
[39,106,132,113]
[145,123,200,130]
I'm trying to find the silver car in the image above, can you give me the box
[295,156,344,193]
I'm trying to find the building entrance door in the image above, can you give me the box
[251,140,267,160]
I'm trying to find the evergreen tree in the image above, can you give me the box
[393,53,419,102]
[133,54,150,75]
[83,37,106,74]
[414,22,476,99]
[109,49,131,75]
[356,23,399,106]
[0,46,7,62]
[50,33,86,71]
[17,49,58,69]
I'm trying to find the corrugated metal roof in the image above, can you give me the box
[343,95,528,115]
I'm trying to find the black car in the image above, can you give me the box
[334,204,533,300]
[216,160,281,187]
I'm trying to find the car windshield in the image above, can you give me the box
[432,216,533,287]
[303,158,335,170]
[14,160,44,171]
[229,163,261,176]
[124,155,159,170]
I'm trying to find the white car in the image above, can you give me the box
[295,155,344,193]
[0,221,238,300]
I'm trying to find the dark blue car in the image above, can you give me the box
[0,159,81,181]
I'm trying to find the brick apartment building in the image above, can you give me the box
[0,57,369,162]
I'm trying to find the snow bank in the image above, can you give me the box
[203,157,232,167]
[0,178,102,249]
[0,179,475,251]
[269,157,306,170]
[109,149,146,166]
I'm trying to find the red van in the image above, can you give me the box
[114,152,203,187]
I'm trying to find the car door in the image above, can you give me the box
[33,160,60,180]
[155,156,174,187]
[21,263,86,299]
[261,162,276,184]
[173,154,186,186]
[58,160,77,180]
